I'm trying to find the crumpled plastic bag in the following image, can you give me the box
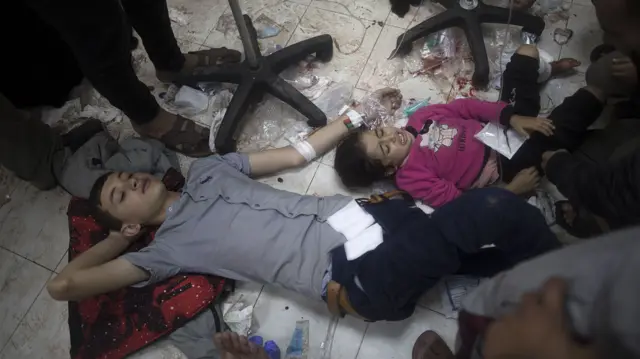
[222,299,258,336]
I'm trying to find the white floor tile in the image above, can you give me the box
[0,168,18,225]
[252,286,367,359]
[306,163,372,198]
[167,0,229,44]
[225,281,265,309]
[539,71,586,116]
[560,3,603,73]
[204,0,307,55]
[54,252,67,274]
[537,10,569,62]
[357,25,414,92]
[311,0,391,22]
[356,307,458,359]
[289,7,383,85]
[0,249,51,351]
[0,278,69,359]
[0,183,70,270]
[127,341,188,359]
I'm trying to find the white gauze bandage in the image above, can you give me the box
[292,140,316,163]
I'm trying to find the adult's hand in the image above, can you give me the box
[510,115,555,138]
[484,278,598,359]
[505,167,540,195]
[612,55,638,88]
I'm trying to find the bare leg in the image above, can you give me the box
[214,332,270,359]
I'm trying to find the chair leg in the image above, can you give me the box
[267,34,333,73]
[242,14,263,61]
[393,11,461,56]
[214,81,257,153]
[479,5,545,35]
[266,75,328,127]
[463,19,491,87]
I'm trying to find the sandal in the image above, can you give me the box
[159,115,213,158]
[157,47,242,83]
[412,331,454,359]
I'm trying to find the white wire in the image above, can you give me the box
[497,0,516,102]
[496,0,515,182]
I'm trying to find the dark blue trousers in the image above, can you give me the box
[330,187,561,321]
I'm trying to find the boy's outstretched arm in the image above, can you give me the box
[48,232,149,301]
[247,113,352,177]
[247,88,402,178]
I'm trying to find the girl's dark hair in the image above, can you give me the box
[334,130,389,188]
[88,172,123,231]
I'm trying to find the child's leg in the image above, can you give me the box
[503,86,607,179]
[432,187,561,266]
[500,44,541,117]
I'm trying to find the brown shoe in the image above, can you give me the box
[412,331,454,359]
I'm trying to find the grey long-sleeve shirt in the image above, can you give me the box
[463,227,640,358]
[122,153,350,299]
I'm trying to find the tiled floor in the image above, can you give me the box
[0,0,601,358]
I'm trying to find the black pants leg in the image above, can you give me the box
[121,0,185,72]
[24,0,181,124]
[498,55,606,181]
[0,94,62,190]
[432,188,561,266]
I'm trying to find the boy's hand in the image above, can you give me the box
[510,115,555,138]
[484,278,598,359]
[612,56,638,88]
[505,167,540,195]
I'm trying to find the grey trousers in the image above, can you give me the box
[0,93,66,190]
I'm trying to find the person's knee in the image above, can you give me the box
[515,44,539,59]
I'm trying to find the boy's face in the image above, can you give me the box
[99,172,168,225]
[360,127,414,168]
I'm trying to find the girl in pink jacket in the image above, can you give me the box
[334,46,599,208]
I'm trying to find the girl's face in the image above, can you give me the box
[359,127,414,169]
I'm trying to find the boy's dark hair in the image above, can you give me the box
[89,172,123,231]
[334,130,389,188]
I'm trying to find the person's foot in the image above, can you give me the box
[133,109,212,157]
[412,330,454,359]
[156,48,242,83]
[550,58,581,77]
[214,332,270,359]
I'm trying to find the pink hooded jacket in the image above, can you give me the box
[395,98,513,207]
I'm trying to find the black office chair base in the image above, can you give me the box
[391,0,545,88]
[176,15,333,154]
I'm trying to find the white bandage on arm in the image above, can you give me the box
[292,140,317,163]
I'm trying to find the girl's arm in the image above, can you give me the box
[407,98,509,130]
[397,167,462,208]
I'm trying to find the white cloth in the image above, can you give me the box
[327,200,384,260]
